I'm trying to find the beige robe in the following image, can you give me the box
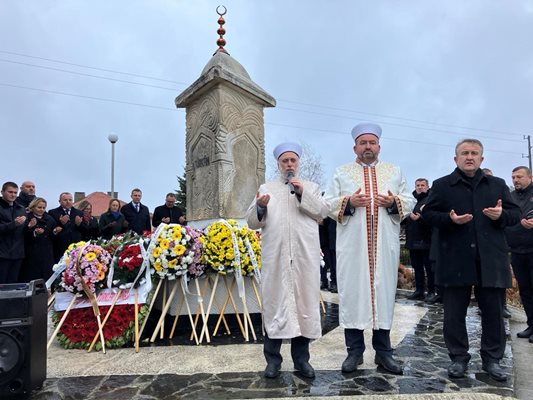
[325,161,415,330]
[246,179,329,339]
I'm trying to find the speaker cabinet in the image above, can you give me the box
[0,280,47,397]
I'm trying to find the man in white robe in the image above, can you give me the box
[246,142,329,379]
[325,123,414,375]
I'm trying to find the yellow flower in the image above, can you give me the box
[168,259,178,269]
[97,270,106,280]
[154,261,163,271]
[152,247,162,258]
[85,252,96,261]
[171,228,182,241]
[174,244,186,256]
[160,239,170,249]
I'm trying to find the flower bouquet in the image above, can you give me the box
[51,302,151,350]
[199,220,262,342]
[201,219,261,276]
[109,234,151,290]
[60,241,112,294]
[148,224,197,280]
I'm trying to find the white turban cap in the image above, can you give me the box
[273,142,302,159]
[351,123,382,141]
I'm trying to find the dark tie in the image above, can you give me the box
[65,209,70,216]
[135,204,139,213]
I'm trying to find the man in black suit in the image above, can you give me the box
[152,193,185,227]
[121,188,151,235]
[423,138,520,382]
[48,192,83,262]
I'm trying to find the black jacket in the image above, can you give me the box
[505,183,533,254]
[404,190,432,250]
[152,205,184,227]
[0,198,26,259]
[48,206,84,261]
[79,216,100,241]
[99,211,126,239]
[16,192,35,209]
[121,202,151,235]
[422,168,520,288]
[21,212,56,281]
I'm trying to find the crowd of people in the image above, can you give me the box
[2,122,532,384]
[0,185,184,285]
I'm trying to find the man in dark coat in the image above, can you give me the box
[121,188,151,235]
[505,166,533,343]
[404,178,434,301]
[48,192,83,262]
[0,182,27,284]
[422,138,520,382]
[16,180,36,209]
[152,193,185,227]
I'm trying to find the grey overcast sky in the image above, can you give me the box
[1,1,532,211]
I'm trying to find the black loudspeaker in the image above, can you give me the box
[0,280,47,397]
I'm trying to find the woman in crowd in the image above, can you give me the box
[21,197,56,281]
[99,198,126,239]
[77,200,100,241]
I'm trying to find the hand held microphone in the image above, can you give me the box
[286,171,296,195]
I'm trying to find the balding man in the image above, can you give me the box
[16,180,36,208]
[48,192,83,261]
[325,123,414,375]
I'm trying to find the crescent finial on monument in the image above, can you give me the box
[215,6,229,55]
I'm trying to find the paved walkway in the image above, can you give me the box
[29,291,533,399]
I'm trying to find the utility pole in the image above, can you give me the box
[524,135,532,171]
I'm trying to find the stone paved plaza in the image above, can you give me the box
[30,291,532,399]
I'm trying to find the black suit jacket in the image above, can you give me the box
[48,206,84,261]
[121,202,151,235]
[152,205,184,227]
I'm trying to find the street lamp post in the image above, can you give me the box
[108,133,119,198]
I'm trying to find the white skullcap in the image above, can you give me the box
[273,142,302,159]
[351,123,382,141]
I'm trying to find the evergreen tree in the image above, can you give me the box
[175,169,186,215]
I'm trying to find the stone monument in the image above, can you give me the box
[175,8,276,228]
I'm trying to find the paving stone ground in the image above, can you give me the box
[21,291,533,399]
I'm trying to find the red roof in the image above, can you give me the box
[73,192,126,218]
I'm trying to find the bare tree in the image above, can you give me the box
[267,142,325,188]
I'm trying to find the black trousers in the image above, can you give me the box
[409,249,434,293]
[443,286,506,363]
[512,252,533,328]
[263,334,310,366]
[320,248,337,286]
[0,258,22,284]
[344,328,392,357]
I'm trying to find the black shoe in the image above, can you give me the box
[529,335,533,343]
[517,327,533,338]
[294,361,315,379]
[482,361,507,382]
[329,284,338,293]
[447,361,468,378]
[503,306,511,319]
[374,354,403,375]
[407,291,425,300]
[426,293,441,304]
[264,363,281,378]
[341,354,363,373]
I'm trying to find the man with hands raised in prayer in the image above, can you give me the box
[246,142,329,380]
[422,138,520,382]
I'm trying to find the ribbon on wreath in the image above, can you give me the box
[217,219,245,299]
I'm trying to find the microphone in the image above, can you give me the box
[286,171,296,194]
